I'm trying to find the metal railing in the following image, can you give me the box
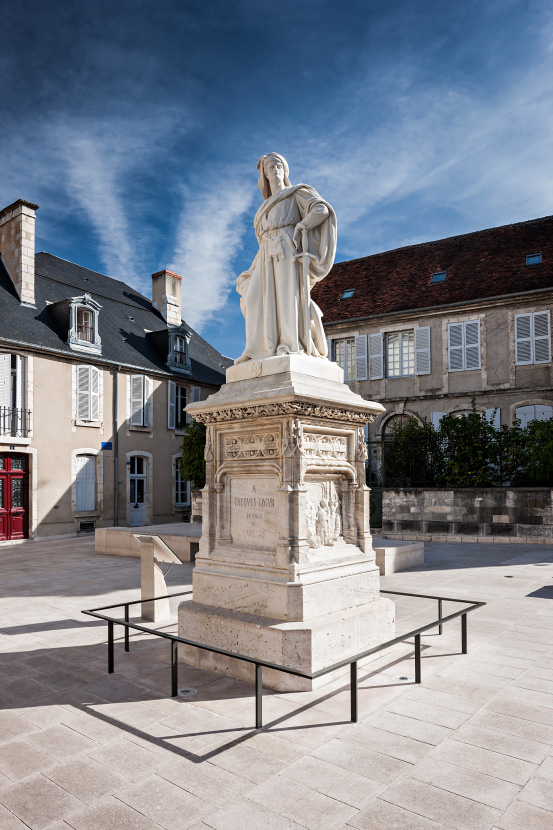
[83,589,485,729]
[0,407,31,438]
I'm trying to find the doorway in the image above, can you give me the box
[129,455,146,527]
[0,453,28,540]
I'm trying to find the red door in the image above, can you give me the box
[0,454,28,541]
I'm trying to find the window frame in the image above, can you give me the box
[385,329,415,378]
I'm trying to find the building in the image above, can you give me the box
[313,214,553,439]
[0,199,231,542]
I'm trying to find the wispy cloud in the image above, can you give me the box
[169,181,254,329]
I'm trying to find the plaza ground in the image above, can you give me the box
[0,537,553,829]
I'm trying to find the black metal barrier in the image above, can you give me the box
[83,590,485,729]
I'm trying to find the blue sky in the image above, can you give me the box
[3,0,553,358]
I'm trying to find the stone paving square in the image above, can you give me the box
[0,535,552,829]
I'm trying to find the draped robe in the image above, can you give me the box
[236,184,337,361]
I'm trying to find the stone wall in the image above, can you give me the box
[382,488,553,543]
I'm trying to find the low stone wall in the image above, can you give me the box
[382,488,553,543]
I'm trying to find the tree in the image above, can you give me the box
[179,420,206,489]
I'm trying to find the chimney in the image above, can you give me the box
[151,269,182,327]
[0,199,38,307]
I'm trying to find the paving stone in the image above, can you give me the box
[207,742,287,783]
[0,774,82,830]
[385,697,471,728]
[469,709,553,745]
[62,796,162,830]
[342,722,434,764]
[0,739,56,782]
[409,755,521,810]
[25,723,98,761]
[428,739,537,785]
[0,711,37,743]
[496,798,553,829]
[202,797,305,830]
[45,757,128,805]
[450,722,549,763]
[380,776,502,830]
[247,774,358,829]
[282,754,384,808]
[517,775,553,812]
[117,774,213,829]
[314,737,412,784]
[362,709,452,745]
[87,738,165,782]
[536,755,553,781]
[349,797,456,830]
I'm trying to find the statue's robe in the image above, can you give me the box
[237,184,337,361]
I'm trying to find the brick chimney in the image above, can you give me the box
[0,199,38,306]
[151,269,182,327]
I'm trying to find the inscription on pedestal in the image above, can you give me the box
[230,476,279,548]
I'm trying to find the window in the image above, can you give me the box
[175,465,190,506]
[75,454,96,512]
[76,307,94,343]
[174,336,187,365]
[168,383,201,429]
[340,288,355,300]
[168,329,191,372]
[525,253,542,266]
[515,404,553,427]
[76,365,100,422]
[448,320,481,371]
[386,330,414,377]
[130,375,152,427]
[0,354,26,436]
[129,456,145,503]
[430,271,447,284]
[515,311,551,365]
[333,338,355,381]
[69,294,102,353]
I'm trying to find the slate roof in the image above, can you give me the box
[313,214,553,326]
[0,253,232,386]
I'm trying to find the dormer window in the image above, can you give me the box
[174,336,187,365]
[68,294,102,355]
[168,327,191,374]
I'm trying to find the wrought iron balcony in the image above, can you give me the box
[0,407,31,438]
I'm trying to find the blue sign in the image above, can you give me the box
[101,442,113,450]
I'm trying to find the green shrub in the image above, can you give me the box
[179,420,206,489]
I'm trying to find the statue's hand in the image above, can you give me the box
[293,224,303,250]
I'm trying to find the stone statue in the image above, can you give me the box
[235,153,337,364]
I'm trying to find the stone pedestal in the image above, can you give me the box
[178,354,395,691]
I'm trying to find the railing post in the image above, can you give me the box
[171,640,178,697]
[108,621,114,673]
[255,664,263,729]
[438,599,443,635]
[462,613,468,654]
[350,661,358,723]
[415,633,421,683]
[124,605,130,652]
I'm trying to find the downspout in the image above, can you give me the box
[113,366,121,526]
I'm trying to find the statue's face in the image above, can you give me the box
[265,157,285,185]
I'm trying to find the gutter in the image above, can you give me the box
[323,285,553,329]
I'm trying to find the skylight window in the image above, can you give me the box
[430,271,447,284]
[525,253,542,266]
[340,288,355,300]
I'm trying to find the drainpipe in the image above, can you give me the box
[113,366,121,526]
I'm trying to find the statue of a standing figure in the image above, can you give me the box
[235,153,337,364]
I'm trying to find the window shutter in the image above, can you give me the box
[464,320,481,370]
[515,405,534,427]
[448,323,464,371]
[354,335,368,381]
[75,455,96,511]
[15,355,25,412]
[130,375,144,426]
[186,480,191,505]
[0,354,11,409]
[414,326,431,375]
[144,376,153,427]
[326,338,332,360]
[368,333,384,380]
[77,366,91,421]
[515,313,533,365]
[536,404,553,421]
[90,367,100,421]
[431,412,446,429]
[485,407,500,429]
[183,386,191,426]
[533,311,551,364]
[168,381,176,429]
[193,386,201,402]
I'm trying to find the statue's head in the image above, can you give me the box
[257,153,291,200]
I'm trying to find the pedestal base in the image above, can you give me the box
[178,595,395,692]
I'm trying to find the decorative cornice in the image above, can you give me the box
[192,401,375,425]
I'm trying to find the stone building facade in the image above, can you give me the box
[0,199,231,542]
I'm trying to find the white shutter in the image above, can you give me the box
[0,354,11,409]
[130,375,144,426]
[77,366,91,421]
[90,367,100,421]
[75,455,96,512]
[515,405,534,427]
[193,386,201,402]
[464,320,481,370]
[168,381,176,429]
[326,338,332,361]
[144,376,153,427]
[414,326,431,375]
[354,335,368,381]
[533,311,551,364]
[515,314,533,365]
[15,355,25,412]
[431,412,446,429]
[448,323,464,371]
[368,333,384,380]
[485,407,501,429]
[536,405,553,421]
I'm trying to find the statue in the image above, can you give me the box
[235,153,337,364]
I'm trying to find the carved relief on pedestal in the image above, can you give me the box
[195,402,374,425]
[356,427,368,462]
[224,432,278,459]
[305,479,342,549]
[282,418,303,457]
[303,433,347,459]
